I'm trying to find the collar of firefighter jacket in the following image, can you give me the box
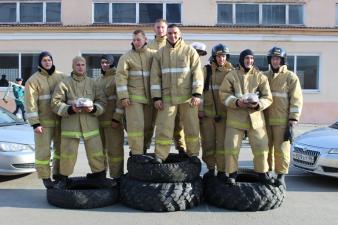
[155,35,166,43]
[133,45,147,53]
[166,38,183,49]
[269,64,288,77]
[102,67,116,77]
[71,71,87,81]
[213,61,234,72]
[38,65,55,76]
[239,65,254,75]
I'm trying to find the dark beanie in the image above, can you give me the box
[239,49,254,70]
[101,54,114,65]
[38,51,55,75]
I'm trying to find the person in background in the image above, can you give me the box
[12,78,26,121]
[0,74,9,87]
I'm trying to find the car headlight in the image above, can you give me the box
[0,142,34,152]
[328,149,338,154]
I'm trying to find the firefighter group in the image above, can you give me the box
[23,19,303,190]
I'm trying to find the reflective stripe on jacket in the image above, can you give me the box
[116,46,156,104]
[150,39,204,105]
[51,73,106,139]
[96,68,124,127]
[24,67,65,127]
[219,67,272,130]
[263,65,303,125]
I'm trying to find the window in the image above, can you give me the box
[262,5,285,25]
[0,53,39,84]
[229,54,319,90]
[94,3,109,23]
[0,2,61,24]
[217,3,304,25]
[46,2,61,23]
[20,3,43,23]
[0,3,16,23]
[139,3,162,24]
[82,54,122,78]
[336,4,338,25]
[112,3,136,23]
[236,4,259,25]
[93,2,181,24]
[217,4,232,24]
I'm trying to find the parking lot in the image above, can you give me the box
[1,124,338,225]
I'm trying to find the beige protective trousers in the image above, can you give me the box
[155,102,200,160]
[59,135,105,176]
[173,113,186,151]
[225,127,269,173]
[125,102,155,155]
[35,126,60,179]
[100,126,124,178]
[200,117,226,172]
[266,125,291,174]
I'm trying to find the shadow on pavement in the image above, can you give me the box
[0,173,31,182]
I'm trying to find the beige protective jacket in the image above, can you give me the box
[115,46,156,104]
[25,67,65,127]
[96,68,124,127]
[200,62,233,118]
[147,36,167,50]
[150,39,204,104]
[219,67,273,130]
[51,73,106,139]
[263,65,303,125]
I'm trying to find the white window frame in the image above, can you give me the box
[336,4,338,26]
[0,1,61,24]
[217,2,304,26]
[92,1,182,24]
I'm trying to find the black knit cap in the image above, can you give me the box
[100,54,114,65]
[38,51,53,68]
[239,49,254,70]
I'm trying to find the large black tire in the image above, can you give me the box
[203,173,286,211]
[47,177,119,209]
[120,175,203,212]
[127,153,201,182]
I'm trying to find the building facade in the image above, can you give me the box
[0,0,337,123]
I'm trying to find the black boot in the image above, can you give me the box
[177,147,187,156]
[217,171,228,182]
[87,170,113,188]
[226,172,237,185]
[189,156,200,164]
[204,169,215,178]
[42,178,54,189]
[53,175,68,189]
[276,174,286,188]
[52,174,60,182]
[258,172,275,185]
[152,155,163,164]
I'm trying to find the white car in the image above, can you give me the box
[0,106,35,175]
[292,120,338,178]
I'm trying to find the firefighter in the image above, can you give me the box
[198,44,234,179]
[148,19,186,155]
[264,47,303,188]
[151,24,204,163]
[25,51,65,189]
[51,56,107,189]
[115,30,156,156]
[96,54,125,180]
[219,49,273,184]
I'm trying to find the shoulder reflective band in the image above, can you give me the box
[129,71,150,77]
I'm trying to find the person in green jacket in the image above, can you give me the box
[12,78,26,121]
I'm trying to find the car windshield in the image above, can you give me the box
[0,108,19,126]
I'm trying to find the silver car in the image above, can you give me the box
[292,120,338,178]
[0,106,35,175]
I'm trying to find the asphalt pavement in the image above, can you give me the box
[1,123,338,225]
